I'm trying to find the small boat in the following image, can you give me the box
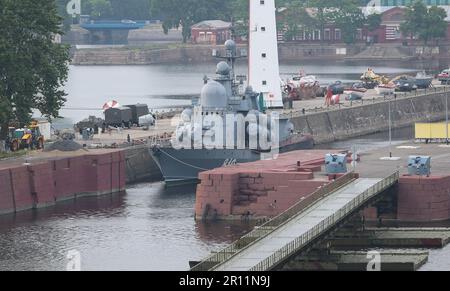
[285,74,322,100]
[415,71,433,89]
[375,83,396,95]
[344,87,367,100]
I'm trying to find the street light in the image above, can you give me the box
[389,99,392,158]
[446,92,449,145]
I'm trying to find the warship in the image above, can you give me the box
[149,41,314,184]
[149,0,314,185]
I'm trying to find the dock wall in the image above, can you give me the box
[290,90,450,144]
[398,176,450,222]
[124,146,162,184]
[0,151,126,216]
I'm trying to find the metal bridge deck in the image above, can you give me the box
[213,178,383,271]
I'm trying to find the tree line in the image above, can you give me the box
[54,0,448,44]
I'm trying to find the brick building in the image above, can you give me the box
[191,20,232,45]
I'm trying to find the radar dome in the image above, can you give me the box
[216,61,230,75]
[225,39,236,51]
[200,80,228,109]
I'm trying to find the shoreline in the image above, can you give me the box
[70,42,450,67]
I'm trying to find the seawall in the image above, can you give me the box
[71,43,367,65]
[289,89,450,145]
[71,42,450,66]
[0,151,126,216]
[124,146,162,184]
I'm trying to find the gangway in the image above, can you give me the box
[191,172,399,271]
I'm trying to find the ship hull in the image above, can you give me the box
[150,137,314,185]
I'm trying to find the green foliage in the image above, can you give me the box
[401,0,447,44]
[82,0,113,20]
[0,0,71,139]
[279,1,317,41]
[151,0,234,43]
[366,13,382,31]
[331,0,366,44]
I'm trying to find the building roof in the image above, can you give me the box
[192,20,232,30]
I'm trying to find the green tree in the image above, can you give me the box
[401,1,447,45]
[278,1,317,41]
[366,13,382,32]
[0,0,71,140]
[151,0,232,43]
[83,0,113,20]
[56,0,74,32]
[330,0,365,44]
[307,0,338,43]
[426,6,447,44]
[401,0,428,41]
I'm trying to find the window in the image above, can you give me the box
[335,29,341,41]
[260,0,265,4]
[324,29,331,41]
[262,80,267,86]
[262,53,267,58]
[261,27,266,32]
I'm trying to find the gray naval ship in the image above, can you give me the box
[150,40,314,185]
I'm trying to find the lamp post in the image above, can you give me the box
[389,99,392,158]
[446,92,449,145]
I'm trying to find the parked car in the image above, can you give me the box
[394,77,418,92]
[327,81,345,95]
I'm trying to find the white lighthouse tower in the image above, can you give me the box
[248,0,283,109]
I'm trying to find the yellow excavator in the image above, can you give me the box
[8,121,44,151]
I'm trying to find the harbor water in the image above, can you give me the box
[2,62,450,271]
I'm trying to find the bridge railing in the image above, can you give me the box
[190,172,358,271]
[249,171,400,271]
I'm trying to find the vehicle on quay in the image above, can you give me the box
[394,76,418,92]
[328,81,345,95]
[375,83,396,95]
[8,122,45,151]
[437,69,450,85]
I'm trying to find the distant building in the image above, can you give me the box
[364,0,450,20]
[277,6,450,44]
[191,20,232,45]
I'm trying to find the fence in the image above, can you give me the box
[190,172,359,271]
[249,171,399,271]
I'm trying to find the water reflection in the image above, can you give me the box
[0,182,253,271]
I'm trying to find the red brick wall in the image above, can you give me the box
[195,170,329,219]
[398,176,450,222]
[0,151,126,215]
[0,169,15,214]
